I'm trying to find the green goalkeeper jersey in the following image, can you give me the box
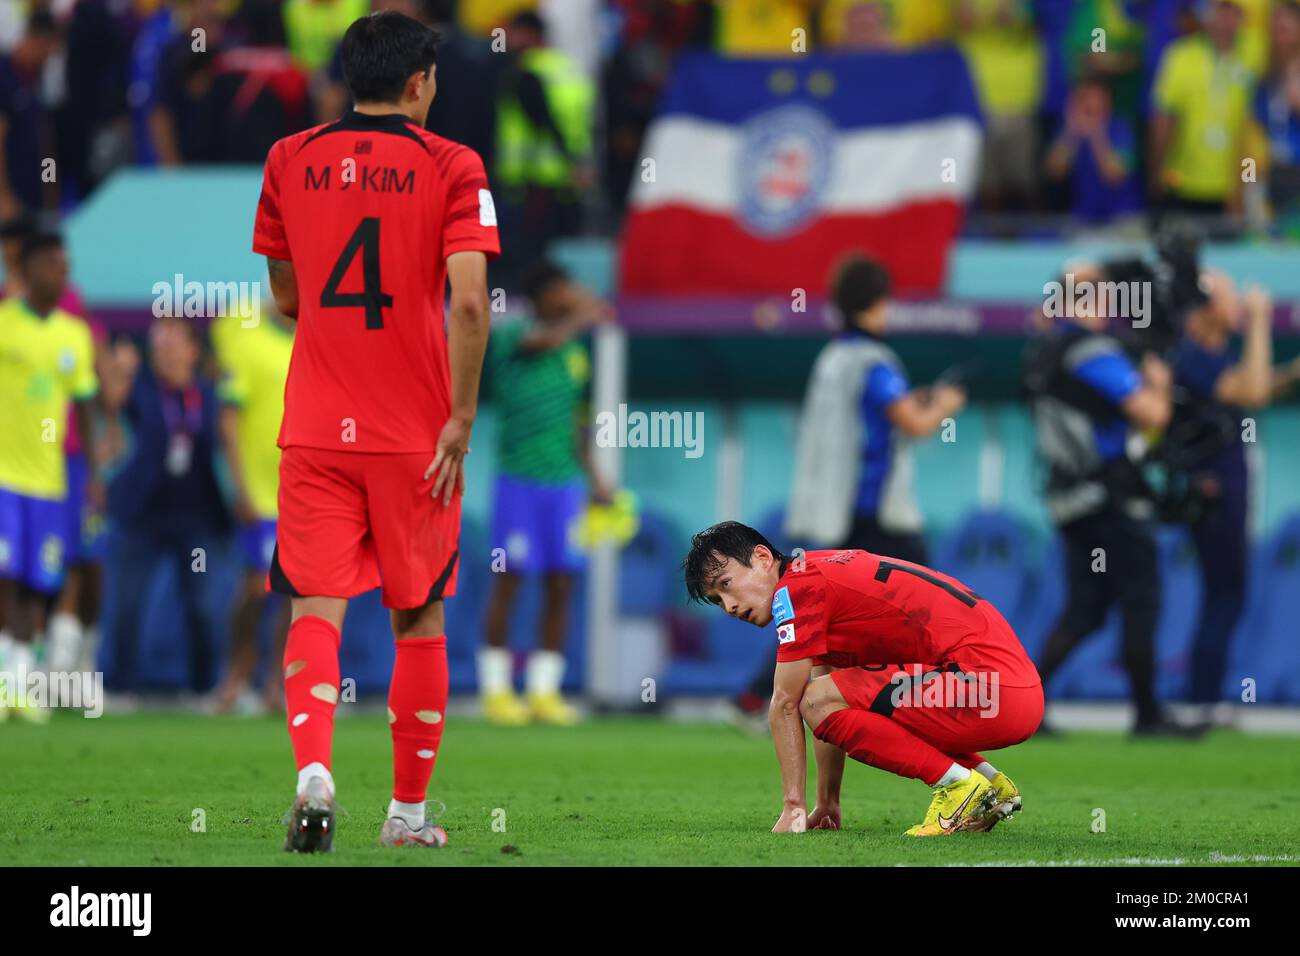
[489,319,589,482]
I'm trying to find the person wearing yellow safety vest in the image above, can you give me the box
[494,12,594,284]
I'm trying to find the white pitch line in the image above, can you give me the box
[935,853,1300,867]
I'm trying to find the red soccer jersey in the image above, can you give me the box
[772,550,1040,687]
[252,111,500,453]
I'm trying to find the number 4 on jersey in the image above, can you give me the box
[320,217,392,329]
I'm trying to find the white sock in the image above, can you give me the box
[10,641,35,681]
[936,763,971,787]
[477,646,512,695]
[388,798,425,829]
[525,649,566,696]
[296,762,334,797]
[48,612,84,673]
[975,761,999,781]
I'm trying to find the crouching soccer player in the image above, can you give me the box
[684,522,1043,836]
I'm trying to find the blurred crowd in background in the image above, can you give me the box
[5,0,1300,251]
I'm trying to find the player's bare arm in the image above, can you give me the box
[265,256,299,319]
[807,664,845,831]
[519,286,613,353]
[427,249,490,506]
[885,384,966,438]
[770,657,812,832]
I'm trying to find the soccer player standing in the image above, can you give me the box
[685,522,1043,836]
[0,233,99,723]
[252,12,499,852]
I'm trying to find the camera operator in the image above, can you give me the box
[1025,263,1202,737]
[1172,273,1300,724]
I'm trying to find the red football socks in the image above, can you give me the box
[283,615,342,773]
[813,709,952,786]
[388,635,450,804]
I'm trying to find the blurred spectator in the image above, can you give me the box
[1060,0,1144,124]
[101,316,231,695]
[206,0,309,162]
[494,10,594,285]
[1149,0,1257,220]
[0,10,61,216]
[822,0,951,48]
[150,0,230,165]
[459,0,536,37]
[822,0,894,50]
[210,302,293,714]
[56,0,133,204]
[602,0,707,218]
[422,0,501,170]
[715,0,811,56]
[539,0,603,79]
[283,0,367,73]
[1254,0,1300,237]
[1044,75,1143,228]
[127,0,180,167]
[956,0,1045,211]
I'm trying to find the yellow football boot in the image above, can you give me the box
[527,691,579,726]
[482,689,531,726]
[904,772,997,837]
[989,771,1021,817]
[960,770,1023,832]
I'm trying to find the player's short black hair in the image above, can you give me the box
[830,255,891,329]
[683,521,785,604]
[340,11,441,105]
[522,260,569,304]
[19,230,63,265]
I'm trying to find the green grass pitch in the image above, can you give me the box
[4,712,1299,866]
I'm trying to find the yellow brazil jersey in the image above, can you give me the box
[956,0,1043,117]
[0,298,98,500]
[717,0,812,56]
[820,0,953,48]
[458,0,537,37]
[212,313,293,519]
[1153,34,1257,202]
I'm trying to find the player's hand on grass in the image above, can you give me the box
[772,806,807,833]
[427,416,473,506]
[807,803,841,830]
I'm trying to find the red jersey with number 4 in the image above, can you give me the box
[253,111,500,453]
[771,550,1040,687]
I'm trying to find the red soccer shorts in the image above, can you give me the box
[828,664,1044,754]
[271,446,460,610]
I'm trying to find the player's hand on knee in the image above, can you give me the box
[772,806,807,833]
